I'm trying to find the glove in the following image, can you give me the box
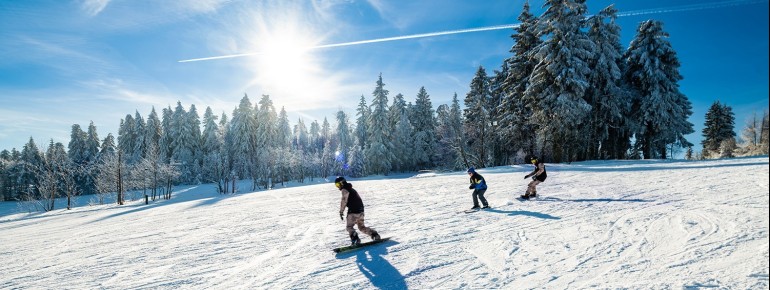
[531,175,537,181]
[469,184,475,190]
[524,175,529,179]
[339,212,344,220]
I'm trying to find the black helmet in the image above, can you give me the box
[334,176,347,188]
[528,155,538,164]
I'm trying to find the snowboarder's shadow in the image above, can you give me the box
[485,208,561,220]
[336,240,407,289]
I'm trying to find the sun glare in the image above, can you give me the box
[247,27,324,107]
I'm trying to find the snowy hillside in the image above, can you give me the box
[1,157,768,289]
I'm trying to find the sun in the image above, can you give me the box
[244,24,327,107]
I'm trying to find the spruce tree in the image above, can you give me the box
[624,20,694,159]
[526,0,595,162]
[464,66,492,167]
[702,101,736,157]
[412,86,437,169]
[499,1,540,160]
[586,5,630,160]
[366,74,394,175]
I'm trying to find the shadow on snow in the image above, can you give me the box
[335,240,407,289]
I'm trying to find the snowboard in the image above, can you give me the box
[463,207,491,213]
[333,237,391,253]
[517,195,538,201]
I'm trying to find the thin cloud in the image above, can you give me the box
[617,0,768,17]
[178,24,520,63]
[80,0,110,17]
[178,0,767,63]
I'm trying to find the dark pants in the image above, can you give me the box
[472,189,488,207]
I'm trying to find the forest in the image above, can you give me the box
[1,1,768,208]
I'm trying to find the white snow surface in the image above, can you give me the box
[1,157,768,289]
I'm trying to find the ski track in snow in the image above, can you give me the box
[0,157,768,289]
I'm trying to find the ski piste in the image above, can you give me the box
[333,237,391,253]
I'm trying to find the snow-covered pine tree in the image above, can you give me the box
[464,66,492,167]
[499,1,540,161]
[435,104,456,169]
[159,106,174,164]
[348,145,366,178]
[488,63,508,166]
[309,120,321,154]
[355,95,370,150]
[21,137,45,199]
[67,124,92,196]
[624,20,694,159]
[256,95,278,188]
[526,0,595,162]
[201,107,221,186]
[586,5,630,160]
[319,118,334,177]
[702,101,736,158]
[334,110,352,176]
[412,86,437,169]
[144,108,162,158]
[448,94,469,169]
[188,105,203,181]
[294,118,309,151]
[392,109,415,172]
[228,95,259,189]
[68,124,87,165]
[170,102,197,183]
[275,107,292,186]
[293,118,310,183]
[85,122,101,165]
[117,115,133,164]
[99,133,116,160]
[218,112,234,193]
[366,74,394,175]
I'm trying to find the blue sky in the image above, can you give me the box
[1,0,768,157]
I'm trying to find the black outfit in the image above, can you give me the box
[343,183,364,214]
[530,161,547,182]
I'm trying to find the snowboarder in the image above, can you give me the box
[335,176,380,246]
[522,155,547,199]
[467,167,490,210]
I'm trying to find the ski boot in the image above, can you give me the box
[371,230,381,241]
[349,231,361,246]
[520,194,531,200]
[530,191,537,198]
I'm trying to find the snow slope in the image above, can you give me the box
[1,157,768,289]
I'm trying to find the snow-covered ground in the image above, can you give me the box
[1,157,768,289]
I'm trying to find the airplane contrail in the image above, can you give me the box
[178,0,767,63]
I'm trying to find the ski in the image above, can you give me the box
[333,237,391,254]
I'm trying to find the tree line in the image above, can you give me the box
[1,0,767,208]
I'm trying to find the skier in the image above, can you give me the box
[467,167,490,210]
[522,155,547,199]
[335,176,380,246]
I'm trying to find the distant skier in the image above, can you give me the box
[335,176,380,246]
[522,155,547,199]
[467,167,490,210]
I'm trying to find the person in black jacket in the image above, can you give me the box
[335,176,380,245]
[522,155,547,199]
[467,167,490,210]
